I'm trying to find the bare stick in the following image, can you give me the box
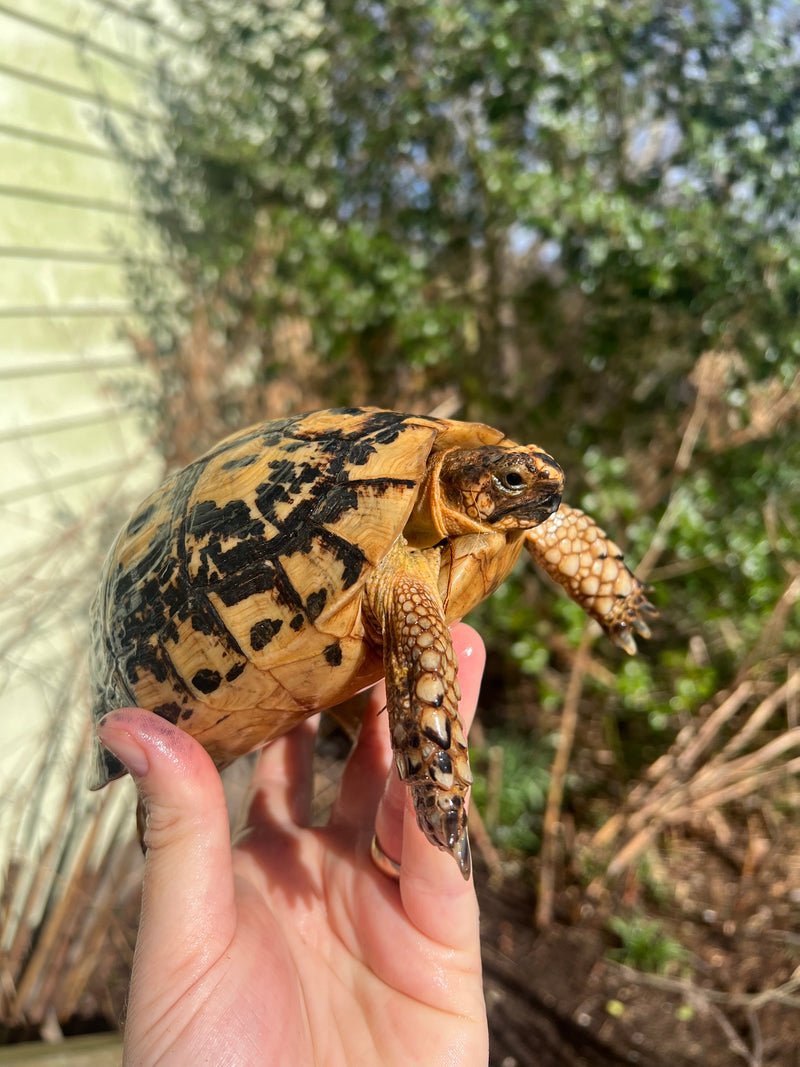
[714,667,800,764]
[536,629,590,928]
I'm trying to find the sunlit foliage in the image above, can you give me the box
[116,0,800,834]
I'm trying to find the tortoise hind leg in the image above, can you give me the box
[365,539,473,879]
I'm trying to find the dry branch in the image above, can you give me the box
[593,664,800,880]
[536,630,591,927]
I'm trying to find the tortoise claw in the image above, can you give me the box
[612,626,639,656]
[609,598,657,653]
[413,799,472,880]
[453,827,472,880]
[605,587,658,654]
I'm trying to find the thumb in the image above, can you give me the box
[97,709,237,985]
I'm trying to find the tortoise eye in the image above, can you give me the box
[495,469,526,493]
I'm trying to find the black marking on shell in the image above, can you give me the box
[112,520,175,604]
[126,502,156,536]
[125,636,169,687]
[268,456,319,491]
[293,409,414,463]
[250,617,283,651]
[192,668,222,694]
[153,701,182,723]
[189,498,253,539]
[214,567,275,609]
[311,484,359,524]
[306,589,327,621]
[193,597,247,657]
[329,533,368,588]
[290,613,304,631]
[312,476,417,526]
[181,708,193,720]
[225,662,245,682]
[220,454,259,471]
[324,641,343,666]
[373,424,409,446]
[190,610,218,637]
[254,479,292,517]
[186,499,267,586]
[271,560,307,614]
[191,461,372,611]
[99,465,213,705]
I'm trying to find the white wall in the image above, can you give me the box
[0,0,168,846]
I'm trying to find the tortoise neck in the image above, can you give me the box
[404,448,487,547]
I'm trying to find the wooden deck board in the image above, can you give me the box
[0,1034,122,1065]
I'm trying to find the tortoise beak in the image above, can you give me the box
[489,487,562,528]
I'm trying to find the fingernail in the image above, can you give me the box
[98,726,149,779]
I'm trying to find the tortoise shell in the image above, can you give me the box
[90,407,655,876]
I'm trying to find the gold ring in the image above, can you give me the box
[370,833,401,881]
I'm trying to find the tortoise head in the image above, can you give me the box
[435,445,564,534]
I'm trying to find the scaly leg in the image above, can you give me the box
[526,504,657,653]
[365,539,473,879]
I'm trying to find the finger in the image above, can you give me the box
[96,709,236,982]
[243,715,319,830]
[375,623,485,897]
[327,683,393,834]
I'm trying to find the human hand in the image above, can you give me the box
[97,623,488,1066]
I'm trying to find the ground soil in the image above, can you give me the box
[476,806,800,1067]
[7,734,798,1066]
[312,717,800,1067]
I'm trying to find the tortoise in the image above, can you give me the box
[89,407,655,878]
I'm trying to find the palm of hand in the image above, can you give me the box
[99,625,488,1067]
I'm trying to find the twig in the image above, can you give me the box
[715,666,800,764]
[745,1008,764,1067]
[536,628,590,928]
[484,743,504,834]
[466,802,504,884]
[609,960,800,1011]
[733,572,800,685]
[700,998,759,1067]
[592,679,755,847]
[671,681,755,776]
[636,356,713,578]
[599,670,800,878]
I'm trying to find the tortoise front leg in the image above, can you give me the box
[365,539,473,879]
[525,504,657,653]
